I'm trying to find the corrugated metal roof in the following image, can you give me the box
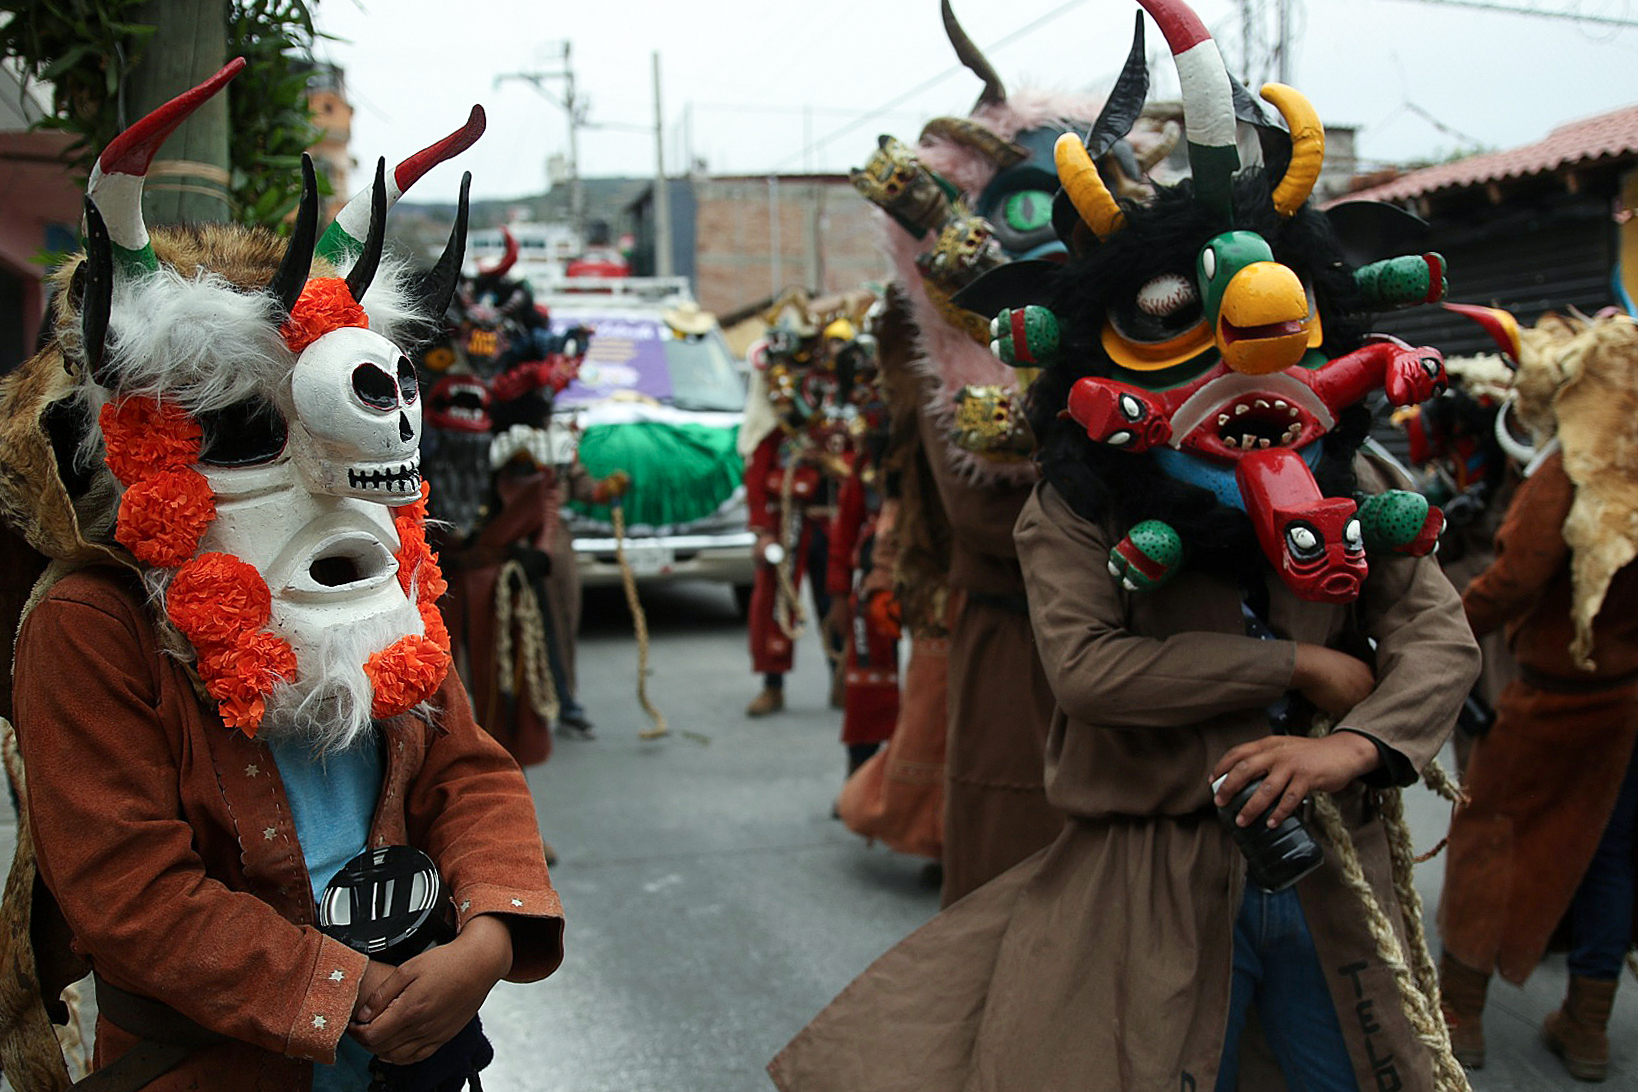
[1344,102,1638,203]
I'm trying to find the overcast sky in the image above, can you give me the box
[313,0,1638,205]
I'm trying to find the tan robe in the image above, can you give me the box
[771,470,1480,1092]
[918,404,1063,906]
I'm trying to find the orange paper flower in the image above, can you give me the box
[200,629,298,690]
[168,553,273,645]
[99,397,202,484]
[365,634,451,718]
[281,277,369,354]
[418,601,450,651]
[116,469,216,568]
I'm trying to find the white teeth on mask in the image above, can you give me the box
[1255,399,1269,410]
[1224,436,1239,448]
[1218,414,1230,426]
[1241,433,1256,449]
[1235,404,1249,415]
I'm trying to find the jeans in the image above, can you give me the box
[1568,739,1638,979]
[1215,884,1359,1092]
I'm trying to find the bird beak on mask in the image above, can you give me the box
[1198,231,1322,376]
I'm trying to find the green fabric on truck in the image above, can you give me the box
[572,420,743,528]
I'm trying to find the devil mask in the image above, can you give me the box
[966,0,1453,604]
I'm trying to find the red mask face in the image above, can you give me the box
[1236,449,1366,604]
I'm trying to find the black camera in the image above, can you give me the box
[1213,774,1325,892]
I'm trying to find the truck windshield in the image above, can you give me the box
[551,314,745,412]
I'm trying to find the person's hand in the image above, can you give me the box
[822,600,849,648]
[1290,643,1375,716]
[1211,732,1381,829]
[597,470,632,501]
[865,589,901,641]
[348,914,514,1066]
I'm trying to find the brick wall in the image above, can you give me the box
[691,175,889,315]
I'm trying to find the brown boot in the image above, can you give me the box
[745,687,785,717]
[1440,952,1490,1068]
[1544,974,1619,1081]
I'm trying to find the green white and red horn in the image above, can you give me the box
[85,57,246,276]
[1136,0,1238,223]
[317,105,486,264]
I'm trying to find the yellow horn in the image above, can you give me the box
[1260,83,1325,217]
[1054,133,1124,240]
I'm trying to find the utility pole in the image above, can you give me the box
[128,0,231,223]
[652,51,672,278]
[497,43,586,241]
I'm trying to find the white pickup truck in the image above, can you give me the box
[534,277,756,604]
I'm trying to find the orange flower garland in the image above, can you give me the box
[281,277,369,354]
[116,469,216,568]
[100,396,295,737]
[167,553,296,735]
[100,398,202,481]
[367,482,452,717]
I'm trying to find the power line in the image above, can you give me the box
[1382,0,1638,27]
[764,0,1097,173]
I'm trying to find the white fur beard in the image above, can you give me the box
[258,591,426,755]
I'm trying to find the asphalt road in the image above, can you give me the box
[1,578,1634,1089]
[480,578,1638,1092]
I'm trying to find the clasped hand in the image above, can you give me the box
[1210,643,1380,830]
[348,913,513,1066]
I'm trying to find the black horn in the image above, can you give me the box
[268,154,320,317]
[344,158,388,303]
[1085,14,1149,158]
[80,197,115,387]
[418,172,471,330]
[942,0,1006,108]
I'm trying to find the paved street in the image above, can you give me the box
[1,578,1635,1089]
[481,578,1638,1092]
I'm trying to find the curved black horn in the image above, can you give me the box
[420,172,471,323]
[344,158,388,303]
[80,197,115,387]
[268,154,319,317]
[942,0,1006,108]
[1085,14,1149,158]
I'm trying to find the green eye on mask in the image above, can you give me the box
[1002,191,1054,233]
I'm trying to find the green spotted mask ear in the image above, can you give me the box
[85,58,246,279]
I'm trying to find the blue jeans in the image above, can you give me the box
[1215,885,1360,1092]
[1568,739,1638,979]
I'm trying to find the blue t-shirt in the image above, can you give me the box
[268,735,384,1092]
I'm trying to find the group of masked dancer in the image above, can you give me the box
[0,0,1636,1089]
[766,2,1638,1090]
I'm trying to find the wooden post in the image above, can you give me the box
[127,0,232,224]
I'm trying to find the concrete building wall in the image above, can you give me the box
[690,175,888,315]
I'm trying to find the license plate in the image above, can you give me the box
[622,543,673,576]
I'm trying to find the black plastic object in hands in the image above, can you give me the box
[318,846,454,965]
[1213,775,1326,892]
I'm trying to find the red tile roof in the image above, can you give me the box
[1343,102,1638,203]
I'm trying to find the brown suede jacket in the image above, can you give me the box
[12,567,563,1090]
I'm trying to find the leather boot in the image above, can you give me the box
[1439,952,1490,1068]
[1544,974,1619,1081]
[745,687,785,717]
